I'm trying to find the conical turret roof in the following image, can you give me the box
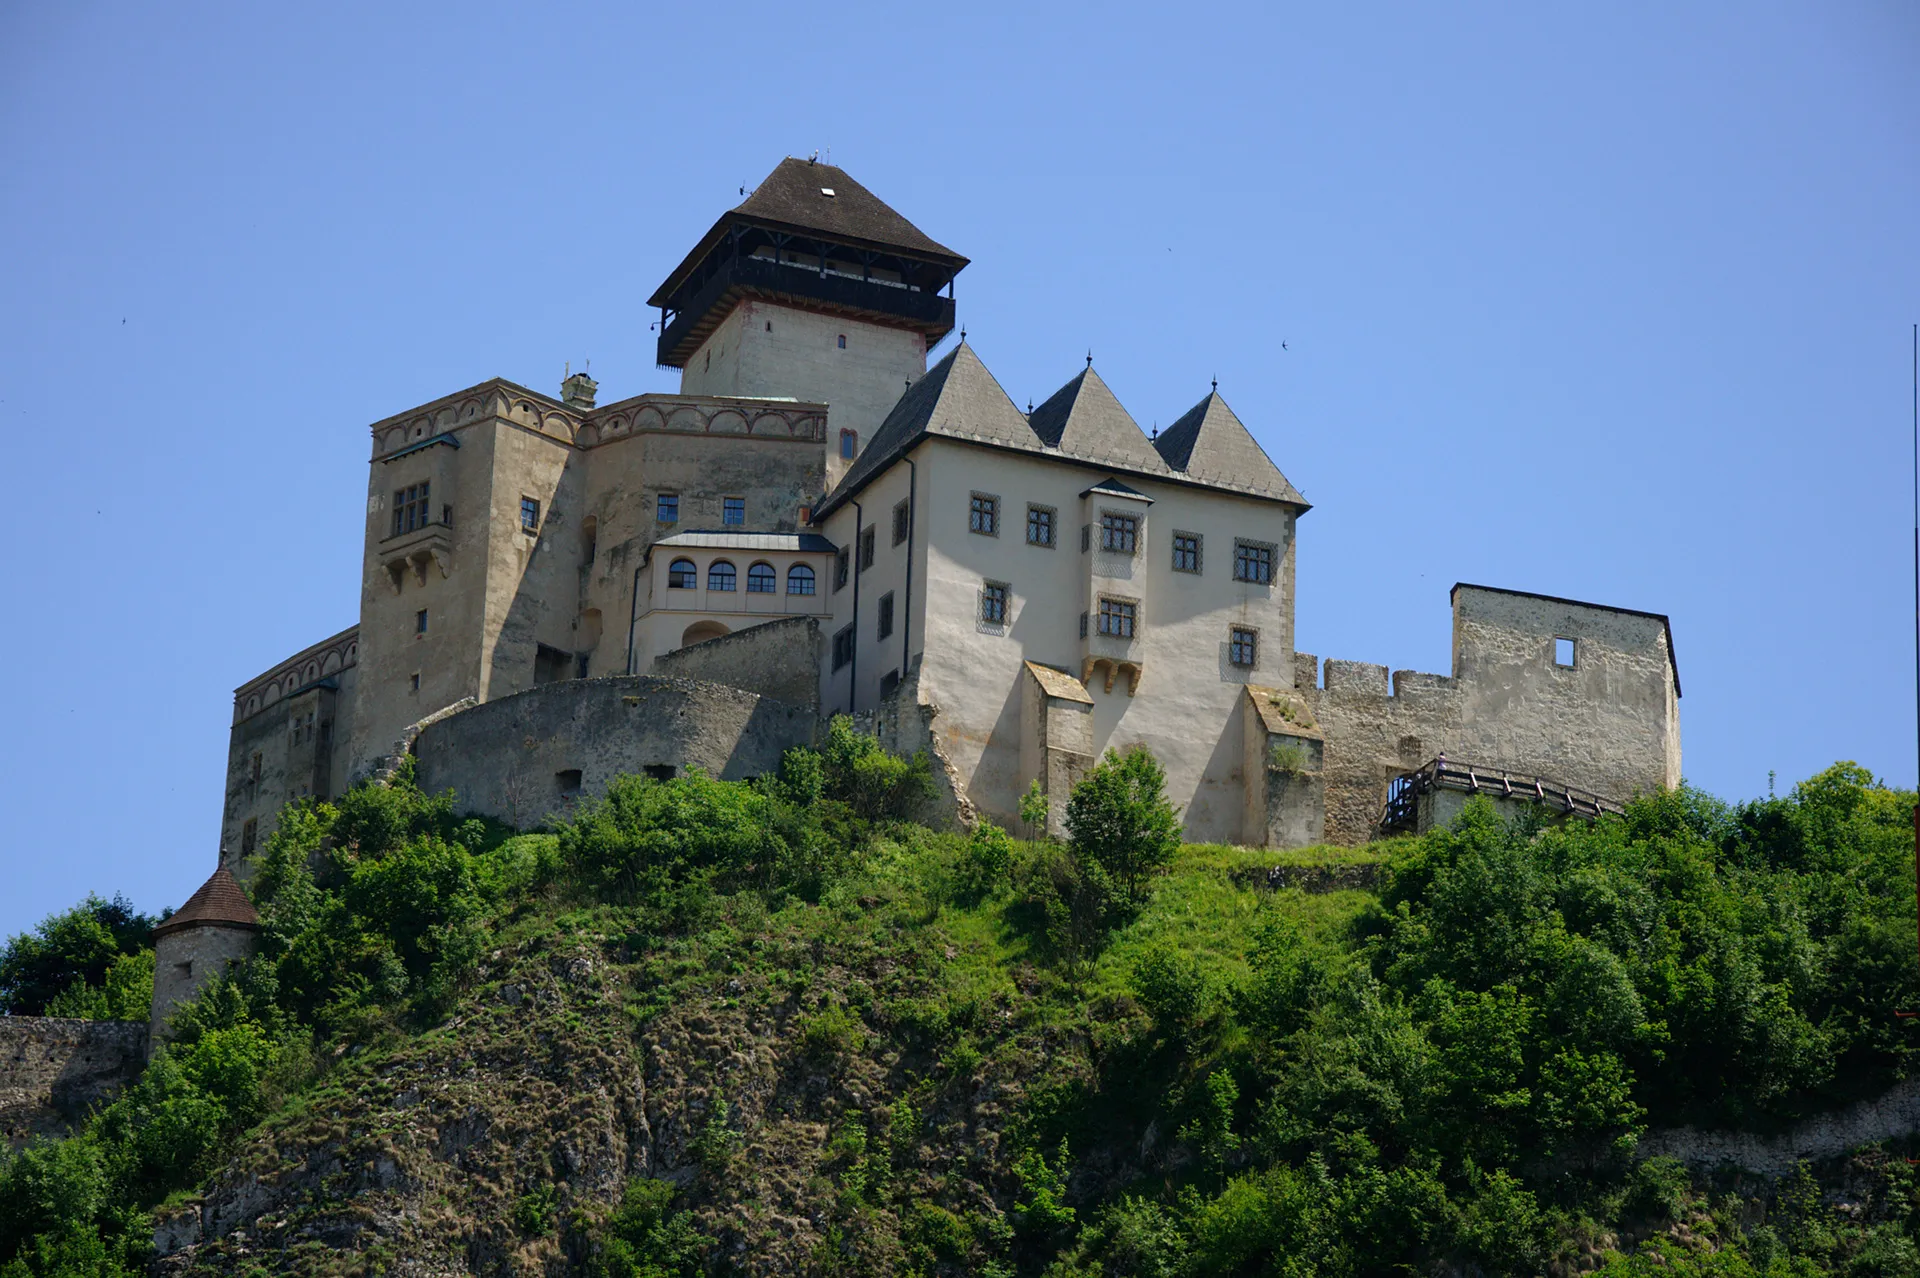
[1026,367,1170,475]
[1154,391,1307,507]
[152,866,259,939]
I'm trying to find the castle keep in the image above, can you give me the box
[219,157,1680,866]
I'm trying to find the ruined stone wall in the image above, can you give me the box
[0,1018,146,1149]
[412,676,815,830]
[648,617,821,713]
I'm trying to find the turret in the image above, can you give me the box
[147,866,260,1051]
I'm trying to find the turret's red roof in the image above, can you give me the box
[152,866,259,938]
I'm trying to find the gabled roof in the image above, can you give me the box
[153,866,259,939]
[650,159,967,306]
[1081,476,1152,502]
[815,341,1036,519]
[1026,368,1170,475]
[1154,391,1307,507]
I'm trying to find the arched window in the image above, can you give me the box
[746,561,777,593]
[787,564,816,595]
[708,559,736,591]
[839,429,857,459]
[668,558,697,588]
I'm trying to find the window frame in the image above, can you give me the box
[746,561,777,594]
[979,580,1009,625]
[968,492,1000,537]
[839,429,857,459]
[859,525,876,572]
[707,559,737,592]
[1554,636,1577,668]
[391,481,431,537]
[834,548,849,592]
[520,495,541,532]
[1026,503,1056,547]
[722,496,746,526]
[1172,530,1203,574]
[1099,510,1140,555]
[892,499,910,546]
[1097,596,1138,639]
[656,493,679,524]
[1233,538,1276,584]
[878,590,895,640]
[668,558,698,589]
[787,563,816,595]
[1228,626,1259,668]
[831,624,855,672]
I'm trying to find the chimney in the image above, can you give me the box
[561,369,598,410]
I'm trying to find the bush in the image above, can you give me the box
[0,895,156,1017]
[1064,747,1181,905]
[43,950,153,1022]
[562,771,782,903]
[818,716,935,824]
[957,822,1017,901]
[594,1177,708,1278]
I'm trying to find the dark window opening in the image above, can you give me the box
[879,669,901,698]
[840,429,857,459]
[859,526,875,571]
[708,560,737,591]
[832,624,855,671]
[834,548,849,591]
[520,496,541,531]
[1079,612,1089,638]
[534,644,574,684]
[878,591,895,640]
[1233,540,1274,584]
[788,563,816,595]
[1100,511,1138,554]
[644,764,678,782]
[747,561,777,593]
[1098,598,1137,638]
[969,493,999,535]
[892,500,910,546]
[576,653,591,679]
[1173,532,1202,573]
[723,496,745,526]
[657,493,679,523]
[409,672,420,693]
[1027,505,1055,546]
[582,518,597,566]
[980,582,1008,624]
[250,753,262,784]
[1229,627,1258,667]
[241,818,257,857]
[1081,524,1091,552]
[415,609,428,634]
[442,504,453,527]
[837,334,847,349]
[668,558,697,588]
[556,769,583,796]
[391,481,431,537]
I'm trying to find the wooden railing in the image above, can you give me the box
[1379,756,1624,836]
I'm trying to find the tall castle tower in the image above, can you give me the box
[648,159,968,487]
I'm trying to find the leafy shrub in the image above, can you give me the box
[799,1003,867,1060]
[818,716,935,823]
[957,822,1017,901]
[562,771,781,903]
[0,895,156,1016]
[593,1177,708,1278]
[1065,747,1181,905]
[42,950,153,1022]
[513,1182,560,1235]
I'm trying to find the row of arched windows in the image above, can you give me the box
[668,558,816,595]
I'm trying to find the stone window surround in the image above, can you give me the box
[979,580,1010,625]
[656,492,679,523]
[969,492,1000,537]
[1233,537,1276,585]
[1097,594,1139,639]
[722,495,746,526]
[892,499,910,546]
[520,496,541,533]
[1172,530,1203,574]
[1026,503,1057,547]
[1228,624,1259,669]
[1554,635,1578,668]
[1097,509,1141,556]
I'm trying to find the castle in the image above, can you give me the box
[217,157,1681,867]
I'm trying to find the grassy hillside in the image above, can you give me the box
[4,729,1919,1276]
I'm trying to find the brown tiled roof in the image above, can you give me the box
[153,866,259,938]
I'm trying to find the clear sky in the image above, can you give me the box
[1,3,1915,938]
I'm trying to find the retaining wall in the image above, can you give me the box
[0,1018,146,1148]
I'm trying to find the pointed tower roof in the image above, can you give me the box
[1154,391,1308,508]
[1026,368,1170,475]
[152,866,259,939]
[815,341,1037,519]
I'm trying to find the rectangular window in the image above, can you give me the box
[834,548,849,592]
[391,482,431,537]
[878,591,895,640]
[1026,504,1055,546]
[832,624,855,671]
[1100,511,1138,554]
[859,526,875,572]
[520,496,541,531]
[840,430,857,459]
[1555,637,1577,667]
[241,819,257,858]
[969,493,999,536]
[1098,597,1137,638]
[1229,627,1258,668]
[249,753,262,783]
[1233,539,1274,584]
[415,609,428,634]
[442,504,453,527]
[409,672,421,692]
[980,582,1008,624]
[837,334,848,349]
[1172,531,1202,573]
[1079,612,1088,638]
[723,496,746,526]
[879,668,900,698]
[892,500,910,546]
[657,493,679,523]
[1080,524,1091,553]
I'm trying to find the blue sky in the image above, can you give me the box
[1,3,1915,937]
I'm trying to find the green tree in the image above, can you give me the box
[1064,747,1181,904]
[0,896,156,1016]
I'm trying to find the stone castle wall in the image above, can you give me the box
[649,616,821,712]
[413,675,815,829]
[0,1018,147,1149]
